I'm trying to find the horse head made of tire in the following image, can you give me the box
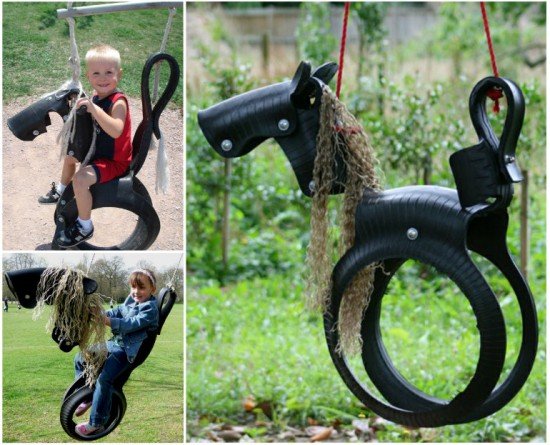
[4,267,178,441]
[197,61,538,427]
[7,52,180,250]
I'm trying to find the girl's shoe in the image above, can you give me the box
[75,423,105,436]
[75,401,92,416]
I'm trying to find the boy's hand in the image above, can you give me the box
[104,315,111,326]
[76,97,94,112]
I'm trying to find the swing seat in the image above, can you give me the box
[49,52,179,251]
[59,286,178,441]
[51,172,160,250]
[7,88,80,141]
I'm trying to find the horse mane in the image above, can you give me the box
[307,86,382,354]
[34,267,107,387]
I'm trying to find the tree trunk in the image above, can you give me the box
[222,159,232,273]
[261,33,270,77]
[520,169,529,279]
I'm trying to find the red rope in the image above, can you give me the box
[480,2,503,113]
[336,2,350,98]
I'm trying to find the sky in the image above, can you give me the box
[2,251,184,271]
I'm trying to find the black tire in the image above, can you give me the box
[62,376,87,403]
[60,385,126,441]
[324,241,507,427]
[361,253,538,423]
[52,177,160,251]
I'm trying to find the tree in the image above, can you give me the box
[90,256,127,302]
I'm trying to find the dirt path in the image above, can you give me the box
[3,96,183,250]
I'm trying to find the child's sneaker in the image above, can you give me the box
[75,423,105,436]
[75,401,92,417]
[38,182,61,204]
[57,221,94,248]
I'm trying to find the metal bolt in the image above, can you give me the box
[65,340,71,346]
[33,130,40,136]
[68,150,74,156]
[407,228,419,240]
[278,119,290,131]
[24,294,30,300]
[505,155,516,163]
[221,139,233,152]
[58,216,64,223]
[309,180,316,193]
[60,200,66,205]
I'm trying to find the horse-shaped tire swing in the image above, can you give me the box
[198,62,538,427]
[7,52,180,250]
[4,267,178,441]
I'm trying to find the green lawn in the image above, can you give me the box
[187,185,546,441]
[3,303,183,443]
[3,2,183,106]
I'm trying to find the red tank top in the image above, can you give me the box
[92,91,132,162]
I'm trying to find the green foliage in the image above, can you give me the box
[352,3,387,47]
[295,3,337,66]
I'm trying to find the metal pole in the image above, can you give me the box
[57,1,181,19]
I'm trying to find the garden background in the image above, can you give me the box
[187,2,546,442]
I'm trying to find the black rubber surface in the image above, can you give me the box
[60,384,126,441]
[324,186,508,427]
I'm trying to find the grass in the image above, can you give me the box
[3,2,183,106]
[3,303,183,443]
[186,191,546,441]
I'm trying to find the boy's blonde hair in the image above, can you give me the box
[85,44,121,70]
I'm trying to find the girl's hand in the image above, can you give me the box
[104,315,111,326]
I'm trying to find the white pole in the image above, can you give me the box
[57,1,181,19]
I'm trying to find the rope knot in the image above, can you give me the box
[487,86,503,113]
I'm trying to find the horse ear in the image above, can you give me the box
[290,61,312,95]
[312,62,338,84]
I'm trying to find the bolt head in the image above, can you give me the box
[278,119,290,131]
[60,200,66,205]
[407,228,419,240]
[24,294,30,300]
[33,130,40,136]
[58,216,64,223]
[308,180,316,193]
[221,139,233,152]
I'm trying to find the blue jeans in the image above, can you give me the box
[74,341,131,427]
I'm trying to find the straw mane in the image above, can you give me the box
[34,268,107,387]
[306,86,382,354]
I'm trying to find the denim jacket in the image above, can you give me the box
[106,295,159,363]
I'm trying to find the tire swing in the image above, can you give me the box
[4,267,178,441]
[197,9,538,427]
[51,52,180,250]
[6,3,180,250]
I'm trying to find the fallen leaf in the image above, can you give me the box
[310,426,334,442]
[243,395,257,412]
[256,400,274,419]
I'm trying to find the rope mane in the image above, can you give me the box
[307,86,382,354]
[34,268,107,387]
